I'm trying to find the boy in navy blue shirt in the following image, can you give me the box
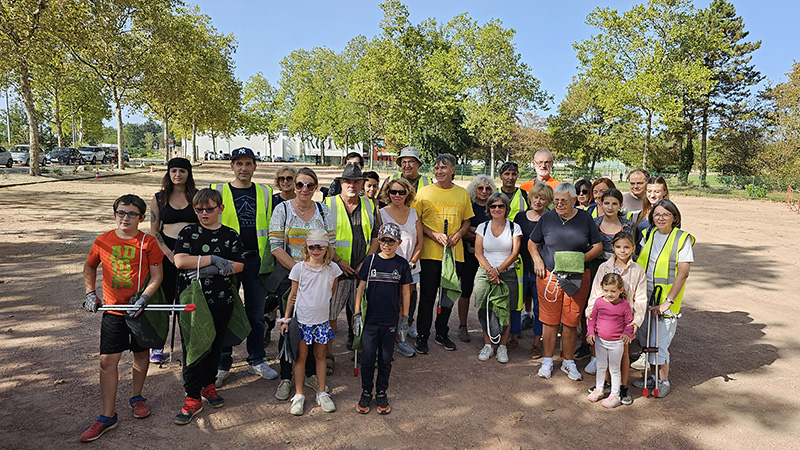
[354,223,412,414]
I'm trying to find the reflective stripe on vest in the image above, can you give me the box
[325,195,374,265]
[212,182,273,259]
[590,203,634,220]
[392,173,431,192]
[506,188,525,221]
[636,227,695,315]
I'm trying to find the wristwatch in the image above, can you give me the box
[410,262,416,269]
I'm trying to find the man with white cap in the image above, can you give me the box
[384,146,432,194]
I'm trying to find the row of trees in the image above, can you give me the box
[0,0,240,175]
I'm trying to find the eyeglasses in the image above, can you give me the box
[489,204,505,210]
[534,160,553,166]
[194,206,219,214]
[114,210,142,219]
[379,239,398,245]
[578,189,589,195]
[308,244,326,251]
[388,189,407,196]
[295,181,317,191]
[552,198,571,205]
[477,186,492,191]
[278,176,294,183]
[653,213,673,219]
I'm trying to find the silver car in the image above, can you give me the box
[0,146,12,168]
[9,145,46,166]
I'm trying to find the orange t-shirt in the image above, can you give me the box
[520,176,561,192]
[86,230,163,315]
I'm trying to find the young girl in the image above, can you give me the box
[586,273,635,408]
[280,228,343,416]
[594,189,636,262]
[585,233,647,405]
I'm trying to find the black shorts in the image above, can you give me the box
[100,313,148,354]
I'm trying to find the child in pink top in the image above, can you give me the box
[586,273,634,408]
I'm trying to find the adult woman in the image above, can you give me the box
[457,175,496,343]
[632,199,693,398]
[149,157,198,363]
[363,171,384,208]
[514,183,553,359]
[379,177,423,357]
[587,177,617,218]
[473,193,522,363]
[634,176,670,245]
[269,167,337,401]
[272,165,297,209]
[574,179,593,209]
[529,183,602,381]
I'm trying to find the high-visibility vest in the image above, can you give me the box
[391,173,432,192]
[325,195,375,265]
[589,203,633,220]
[636,227,695,315]
[504,188,527,221]
[212,182,273,259]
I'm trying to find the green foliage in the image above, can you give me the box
[745,183,767,198]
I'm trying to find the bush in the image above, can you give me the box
[53,167,63,175]
[745,183,767,198]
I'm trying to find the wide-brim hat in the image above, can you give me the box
[396,146,422,165]
[337,163,366,181]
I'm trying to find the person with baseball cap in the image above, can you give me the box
[211,147,277,384]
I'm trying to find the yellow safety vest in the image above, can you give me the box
[392,173,432,192]
[590,203,633,220]
[212,182,273,259]
[504,188,527,221]
[636,227,695,315]
[325,195,375,265]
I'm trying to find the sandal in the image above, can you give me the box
[530,343,542,360]
[507,335,519,350]
[325,354,335,375]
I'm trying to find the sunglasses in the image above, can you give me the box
[477,186,492,191]
[278,176,294,183]
[308,244,326,251]
[489,204,505,209]
[295,181,317,191]
[578,189,589,195]
[114,210,142,219]
[194,206,219,214]
[379,239,398,245]
[388,189,407,196]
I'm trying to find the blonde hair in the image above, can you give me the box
[301,240,334,265]
[380,177,415,206]
[273,166,297,186]
[528,182,554,205]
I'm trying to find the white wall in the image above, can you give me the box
[187,131,360,161]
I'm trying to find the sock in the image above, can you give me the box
[564,358,575,366]
[589,356,596,364]
[543,357,553,365]
[661,380,670,386]
[523,311,533,318]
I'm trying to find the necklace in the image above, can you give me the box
[558,210,575,225]
[295,200,312,215]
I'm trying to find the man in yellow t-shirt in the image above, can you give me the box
[413,153,474,354]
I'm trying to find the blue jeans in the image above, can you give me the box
[219,255,266,370]
[360,322,396,393]
[523,271,543,336]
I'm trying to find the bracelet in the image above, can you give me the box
[276,318,291,324]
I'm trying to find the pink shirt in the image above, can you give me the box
[587,296,634,341]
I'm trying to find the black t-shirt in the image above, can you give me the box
[272,192,286,211]
[357,254,413,326]
[466,202,490,244]
[175,224,246,307]
[514,210,539,272]
[529,209,602,272]
[229,184,257,251]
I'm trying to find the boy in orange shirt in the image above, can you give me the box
[80,194,164,442]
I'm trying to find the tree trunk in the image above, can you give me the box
[163,107,170,163]
[679,119,694,185]
[643,111,652,169]
[113,86,124,170]
[18,62,40,176]
[53,83,64,148]
[490,141,495,178]
[590,147,598,173]
[700,105,709,187]
[191,119,197,160]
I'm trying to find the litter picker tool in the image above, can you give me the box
[437,219,449,314]
[642,285,663,398]
[653,285,664,398]
[354,348,359,377]
[100,304,197,312]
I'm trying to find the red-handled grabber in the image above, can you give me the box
[99,303,197,312]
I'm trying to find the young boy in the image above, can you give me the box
[354,223,412,414]
[80,194,164,442]
[172,188,245,425]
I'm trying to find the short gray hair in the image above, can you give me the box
[553,182,577,199]
[485,192,511,217]
[534,149,554,161]
[466,175,497,202]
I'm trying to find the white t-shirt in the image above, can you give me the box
[640,229,694,296]
[477,220,522,268]
[379,208,420,275]
[289,261,343,325]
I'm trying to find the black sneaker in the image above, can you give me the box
[356,390,372,414]
[620,385,632,405]
[376,391,391,414]
[434,334,457,351]
[574,344,592,360]
[587,381,612,395]
[346,334,354,350]
[415,337,429,354]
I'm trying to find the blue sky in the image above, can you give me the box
[134,0,799,122]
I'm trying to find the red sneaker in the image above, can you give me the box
[129,396,150,418]
[79,414,118,442]
[201,384,225,408]
[174,398,203,425]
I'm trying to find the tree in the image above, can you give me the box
[449,13,549,176]
[763,62,800,178]
[241,72,281,160]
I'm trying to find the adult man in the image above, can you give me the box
[385,146,432,194]
[622,168,650,214]
[211,147,277,384]
[499,162,529,221]
[414,153,474,353]
[326,164,378,365]
[520,150,561,192]
[325,152,364,199]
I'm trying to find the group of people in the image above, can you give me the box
[77,146,694,442]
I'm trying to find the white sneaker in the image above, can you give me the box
[290,394,305,416]
[215,370,230,387]
[248,362,279,380]
[561,359,582,381]
[496,345,509,364]
[538,360,553,379]
[478,344,494,361]
[631,352,647,371]
[316,392,336,413]
[584,357,597,375]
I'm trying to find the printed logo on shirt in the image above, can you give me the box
[110,245,136,289]
[370,269,402,283]
[202,244,211,253]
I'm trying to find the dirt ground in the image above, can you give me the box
[1,161,797,449]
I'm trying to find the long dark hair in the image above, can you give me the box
[161,169,197,204]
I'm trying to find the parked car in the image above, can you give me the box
[9,145,46,166]
[0,146,12,168]
[105,148,130,164]
[78,146,106,164]
[47,148,81,165]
